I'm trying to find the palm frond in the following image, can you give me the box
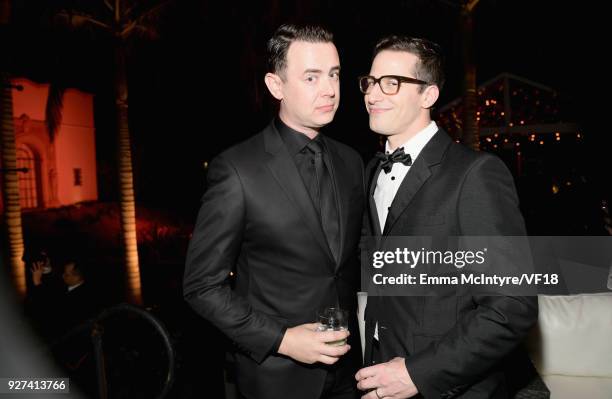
[103,0,114,13]
[45,83,65,143]
[54,10,112,32]
[132,0,172,30]
[124,0,171,21]
[119,1,172,40]
[120,22,158,40]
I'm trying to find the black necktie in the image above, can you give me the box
[375,147,412,174]
[307,140,340,262]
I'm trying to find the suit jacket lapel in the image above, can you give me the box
[263,123,336,264]
[323,137,348,268]
[366,159,383,237]
[383,130,451,235]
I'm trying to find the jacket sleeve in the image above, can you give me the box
[183,154,285,363]
[405,154,539,398]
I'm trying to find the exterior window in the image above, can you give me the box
[74,168,82,186]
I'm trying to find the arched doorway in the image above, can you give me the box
[16,145,42,209]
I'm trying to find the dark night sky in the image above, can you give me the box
[7,0,609,226]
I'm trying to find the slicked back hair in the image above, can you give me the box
[373,35,445,92]
[267,23,334,78]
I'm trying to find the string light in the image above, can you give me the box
[437,74,583,154]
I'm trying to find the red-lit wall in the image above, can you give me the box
[53,87,98,206]
[0,78,97,212]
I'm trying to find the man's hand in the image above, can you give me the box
[278,323,350,364]
[355,357,418,399]
[31,261,44,286]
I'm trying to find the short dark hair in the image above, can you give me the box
[373,35,445,92]
[61,255,86,280]
[267,23,334,77]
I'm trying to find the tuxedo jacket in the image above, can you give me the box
[183,121,365,399]
[363,129,538,399]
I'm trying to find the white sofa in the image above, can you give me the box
[356,292,612,398]
[526,293,612,399]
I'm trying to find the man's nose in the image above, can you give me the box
[321,77,336,97]
[367,83,384,103]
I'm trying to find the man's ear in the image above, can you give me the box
[264,72,284,100]
[421,85,440,109]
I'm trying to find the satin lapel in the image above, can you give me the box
[383,130,451,236]
[366,159,383,237]
[382,160,431,236]
[263,123,335,263]
[324,137,349,269]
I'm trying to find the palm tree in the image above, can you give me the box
[460,0,481,151]
[50,0,171,305]
[1,0,27,298]
[439,0,481,150]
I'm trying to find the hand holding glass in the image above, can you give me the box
[317,307,349,346]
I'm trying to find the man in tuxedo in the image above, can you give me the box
[184,24,365,399]
[354,36,538,398]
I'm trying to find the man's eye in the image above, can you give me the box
[306,75,317,82]
[330,71,340,79]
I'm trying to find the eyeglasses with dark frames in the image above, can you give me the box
[358,75,429,95]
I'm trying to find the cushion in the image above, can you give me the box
[527,293,612,377]
[542,375,612,399]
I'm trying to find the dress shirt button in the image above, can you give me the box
[391,176,395,180]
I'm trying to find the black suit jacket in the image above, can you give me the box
[363,129,538,399]
[184,121,365,399]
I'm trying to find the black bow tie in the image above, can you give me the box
[375,147,412,174]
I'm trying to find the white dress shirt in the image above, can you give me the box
[374,121,439,232]
[67,281,84,292]
[373,121,438,340]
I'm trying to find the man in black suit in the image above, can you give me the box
[354,36,538,398]
[184,24,365,399]
[28,252,99,339]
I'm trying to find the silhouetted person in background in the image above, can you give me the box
[28,252,100,341]
[24,247,63,339]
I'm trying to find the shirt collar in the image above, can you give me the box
[275,118,323,155]
[67,281,84,292]
[385,121,438,162]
